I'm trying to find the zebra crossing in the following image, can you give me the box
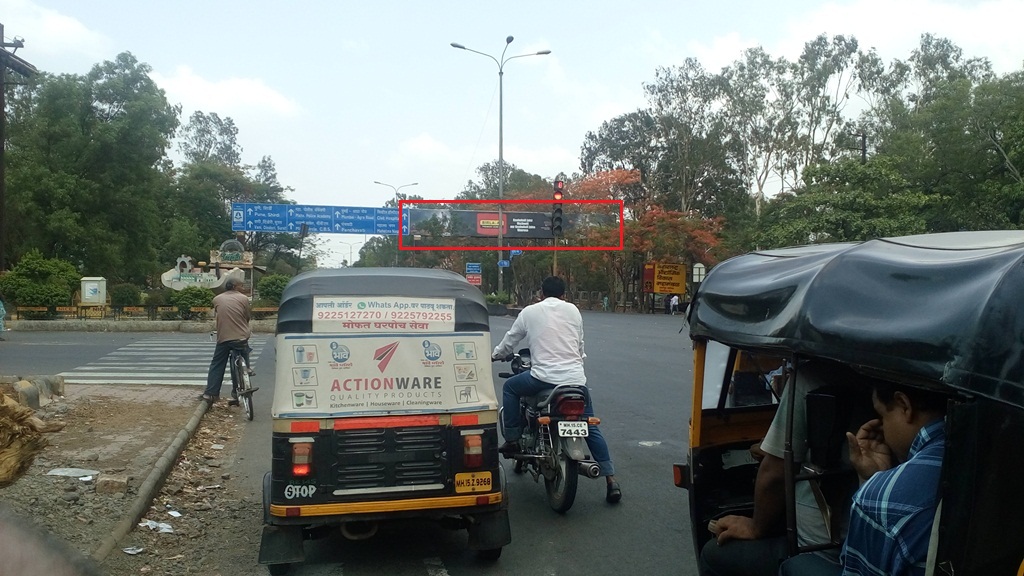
[59,336,269,386]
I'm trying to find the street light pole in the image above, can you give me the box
[451,37,551,296]
[373,181,418,266]
[338,240,364,267]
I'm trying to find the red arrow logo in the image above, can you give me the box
[374,342,400,372]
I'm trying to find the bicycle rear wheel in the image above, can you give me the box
[237,356,254,421]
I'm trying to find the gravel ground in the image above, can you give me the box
[2,392,261,576]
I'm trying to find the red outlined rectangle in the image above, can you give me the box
[398,199,624,251]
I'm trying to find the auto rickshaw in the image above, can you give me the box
[259,268,511,574]
[674,230,1024,575]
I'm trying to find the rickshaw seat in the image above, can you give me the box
[796,383,875,549]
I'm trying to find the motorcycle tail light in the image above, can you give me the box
[555,397,586,417]
[463,434,483,468]
[292,442,313,477]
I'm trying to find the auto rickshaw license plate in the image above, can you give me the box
[557,421,589,437]
[455,471,492,493]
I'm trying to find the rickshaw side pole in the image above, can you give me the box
[783,357,799,557]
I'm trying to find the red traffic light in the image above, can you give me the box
[553,190,563,201]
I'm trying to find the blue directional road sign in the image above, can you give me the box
[510,250,524,257]
[497,260,511,268]
[466,263,482,274]
[232,203,409,235]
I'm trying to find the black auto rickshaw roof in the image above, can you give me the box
[276,267,490,334]
[688,231,1024,409]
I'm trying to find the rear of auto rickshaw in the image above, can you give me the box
[259,268,510,574]
[674,231,1024,575]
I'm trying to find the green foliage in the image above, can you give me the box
[142,288,175,306]
[485,291,511,305]
[756,158,929,247]
[0,249,79,305]
[256,274,291,304]
[9,282,69,308]
[169,286,214,309]
[110,283,143,307]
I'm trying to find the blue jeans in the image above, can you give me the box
[501,370,615,476]
[204,339,249,398]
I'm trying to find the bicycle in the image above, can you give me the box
[229,344,256,421]
[210,331,257,421]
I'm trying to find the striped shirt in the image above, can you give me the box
[841,420,946,576]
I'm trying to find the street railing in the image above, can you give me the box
[9,305,280,321]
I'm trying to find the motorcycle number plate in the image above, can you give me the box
[557,421,589,437]
[455,471,492,493]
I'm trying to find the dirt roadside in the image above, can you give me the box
[1,385,261,576]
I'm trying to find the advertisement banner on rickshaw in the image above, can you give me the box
[274,332,498,417]
[311,296,456,333]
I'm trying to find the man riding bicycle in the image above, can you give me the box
[200,278,256,405]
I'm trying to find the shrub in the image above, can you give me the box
[170,286,214,320]
[485,291,511,305]
[0,250,79,306]
[142,288,175,307]
[110,283,143,307]
[257,274,291,305]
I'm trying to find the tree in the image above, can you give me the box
[756,158,929,247]
[5,52,180,283]
[457,160,549,201]
[178,111,242,167]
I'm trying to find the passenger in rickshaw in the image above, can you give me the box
[700,361,850,576]
[780,381,947,576]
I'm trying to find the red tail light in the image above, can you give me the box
[463,434,483,468]
[555,397,586,417]
[292,442,313,477]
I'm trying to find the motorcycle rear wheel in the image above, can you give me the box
[543,434,578,513]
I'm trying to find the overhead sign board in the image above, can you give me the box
[232,203,408,235]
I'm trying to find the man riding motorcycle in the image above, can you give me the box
[492,276,622,503]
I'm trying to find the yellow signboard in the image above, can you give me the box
[653,263,686,294]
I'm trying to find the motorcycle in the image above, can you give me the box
[495,349,603,513]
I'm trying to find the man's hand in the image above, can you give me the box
[710,514,760,545]
[846,418,893,482]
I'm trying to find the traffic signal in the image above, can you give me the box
[552,180,564,237]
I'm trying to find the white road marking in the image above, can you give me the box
[423,557,450,576]
[58,336,266,386]
[638,441,662,447]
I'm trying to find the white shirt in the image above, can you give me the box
[670,295,680,306]
[492,297,586,386]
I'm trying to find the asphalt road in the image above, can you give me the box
[2,312,700,575]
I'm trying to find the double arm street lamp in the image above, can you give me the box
[451,36,551,296]
[338,240,365,267]
[373,180,418,266]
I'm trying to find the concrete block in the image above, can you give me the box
[24,376,64,405]
[95,474,129,495]
[13,380,40,410]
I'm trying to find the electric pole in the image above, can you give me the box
[0,23,37,271]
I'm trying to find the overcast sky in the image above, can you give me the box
[2,0,1022,265]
